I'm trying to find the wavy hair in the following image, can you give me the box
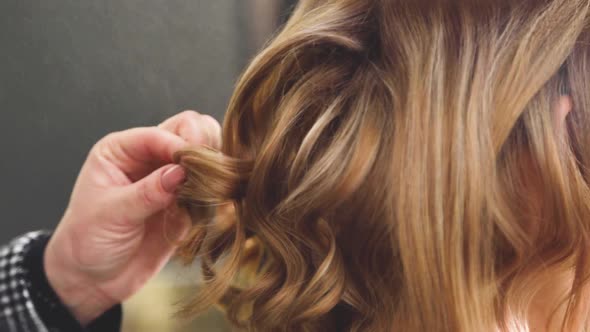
[173,0,590,330]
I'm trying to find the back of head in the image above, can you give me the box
[175,0,590,331]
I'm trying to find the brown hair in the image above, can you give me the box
[174,0,590,330]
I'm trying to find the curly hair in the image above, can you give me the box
[174,0,590,330]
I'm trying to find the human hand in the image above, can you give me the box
[43,111,221,325]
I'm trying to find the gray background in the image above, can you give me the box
[0,0,295,242]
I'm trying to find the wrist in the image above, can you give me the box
[44,236,116,325]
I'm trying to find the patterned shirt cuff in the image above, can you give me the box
[0,231,122,332]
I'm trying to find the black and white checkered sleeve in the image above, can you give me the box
[0,231,51,332]
[0,232,122,332]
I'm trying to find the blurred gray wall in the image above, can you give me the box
[0,0,294,242]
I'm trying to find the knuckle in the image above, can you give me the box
[180,110,200,119]
[200,114,220,128]
[201,115,222,135]
[101,131,119,143]
[200,115,222,147]
[178,111,203,129]
[92,132,118,154]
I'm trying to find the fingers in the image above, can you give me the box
[116,164,187,221]
[93,111,221,216]
[158,110,222,149]
[98,127,188,178]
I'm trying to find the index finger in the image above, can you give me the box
[158,110,222,149]
[98,127,188,180]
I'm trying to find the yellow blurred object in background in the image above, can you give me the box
[122,263,231,332]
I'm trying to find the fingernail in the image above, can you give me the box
[161,165,186,193]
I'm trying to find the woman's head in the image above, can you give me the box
[175,0,590,330]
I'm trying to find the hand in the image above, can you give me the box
[44,111,221,325]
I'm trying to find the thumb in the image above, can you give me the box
[119,164,186,222]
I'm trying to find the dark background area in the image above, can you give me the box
[0,0,296,242]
